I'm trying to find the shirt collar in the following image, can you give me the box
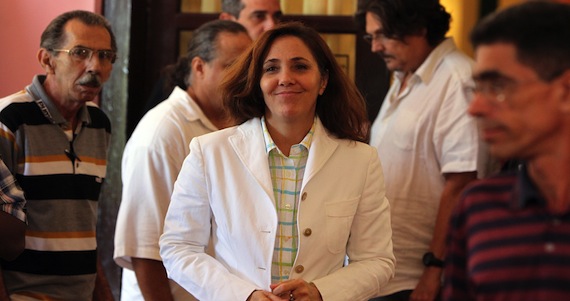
[395,38,457,85]
[27,75,91,126]
[513,163,545,209]
[261,116,316,154]
[171,86,218,131]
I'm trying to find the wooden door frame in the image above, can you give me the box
[127,2,389,135]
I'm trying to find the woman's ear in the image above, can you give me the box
[319,71,329,95]
[558,69,570,113]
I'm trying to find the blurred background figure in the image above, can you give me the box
[444,2,570,300]
[357,1,483,300]
[114,20,251,301]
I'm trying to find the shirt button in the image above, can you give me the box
[301,192,307,201]
[285,203,292,209]
[545,242,556,253]
[294,265,304,273]
[303,228,312,236]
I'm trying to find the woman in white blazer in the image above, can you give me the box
[160,22,395,301]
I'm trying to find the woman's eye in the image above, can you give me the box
[264,66,278,73]
[294,64,308,70]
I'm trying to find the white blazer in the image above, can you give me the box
[160,117,395,301]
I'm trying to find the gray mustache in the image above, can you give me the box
[78,74,102,88]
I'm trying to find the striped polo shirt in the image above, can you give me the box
[262,117,314,284]
[444,164,570,300]
[0,75,110,300]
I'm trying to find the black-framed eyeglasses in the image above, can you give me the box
[51,47,117,64]
[362,32,389,44]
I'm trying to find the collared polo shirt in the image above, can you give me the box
[444,164,570,300]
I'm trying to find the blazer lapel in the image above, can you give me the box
[228,118,275,202]
[302,119,338,189]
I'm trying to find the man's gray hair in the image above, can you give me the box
[41,10,117,53]
[221,0,245,18]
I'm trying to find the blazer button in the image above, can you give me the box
[294,265,304,273]
[303,228,312,236]
[301,192,307,201]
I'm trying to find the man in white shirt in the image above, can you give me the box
[114,20,251,301]
[357,0,485,300]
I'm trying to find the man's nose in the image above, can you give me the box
[371,40,385,53]
[468,93,493,118]
[264,16,277,31]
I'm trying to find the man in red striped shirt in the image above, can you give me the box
[443,2,570,300]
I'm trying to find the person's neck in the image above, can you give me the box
[528,148,570,214]
[265,116,313,157]
[402,38,441,78]
[187,87,235,130]
[43,78,82,130]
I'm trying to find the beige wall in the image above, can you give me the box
[0,0,101,97]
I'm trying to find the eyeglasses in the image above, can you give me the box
[363,32,389,44]
[51,47,117,64]
[466,80,510,105]
[467,77,548,106]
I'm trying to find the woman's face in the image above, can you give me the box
[260,35,328,125]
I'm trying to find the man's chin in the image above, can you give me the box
[489,144,522,163]
[79,86,101,98]
[78,91,100,102]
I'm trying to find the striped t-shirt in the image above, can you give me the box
[444,165,570,300]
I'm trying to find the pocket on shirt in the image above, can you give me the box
[325,197,359,254]
[391,109,418,151]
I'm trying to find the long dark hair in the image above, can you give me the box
[222,22,369,142]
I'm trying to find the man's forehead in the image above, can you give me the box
[241,0,280,13]
[365,12,383,31]
[61,19,112,48]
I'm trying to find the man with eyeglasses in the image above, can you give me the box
[0,10,115,300]
[356,1,487,300]
[443,2,570,300]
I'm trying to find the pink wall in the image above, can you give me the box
[0,0,102,97]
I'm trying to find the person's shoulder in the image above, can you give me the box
[335,138,373,151]
[86,102,111,130]
[440,50,473,80]
[138,96,186,127]
[0,91,38,131]
[326,135,378,162]
[193,122,240,144]
[460,171,517,206]
[0,90,34,112]
[467,171,517,190]
[193,119,260,150]
[129,103,209,150]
